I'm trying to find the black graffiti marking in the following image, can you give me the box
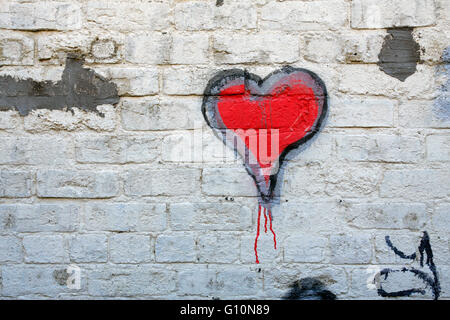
[377,28,421,82]
[377,231,440,300]
[216,0,224,7]
[282,277,336,300]
[202,66,328,206]
[0,54,119,116]
[385,236,417,260]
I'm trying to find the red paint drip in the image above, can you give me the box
[254,205,262,264]
[263,207,268,233]
[268,210,277,249]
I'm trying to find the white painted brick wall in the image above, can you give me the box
[0,0,448,300]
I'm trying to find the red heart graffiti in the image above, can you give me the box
[203,67,327,203]
[203,67,328,263]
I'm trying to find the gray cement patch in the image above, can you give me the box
[377,28,421,82]
[0,55,119,116]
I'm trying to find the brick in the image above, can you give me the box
[380,170,450,200]
[0,110,20,130]
[162,129,238,164]
[162,66,216,95]
[197,233,240,263]
[0,2,82,31]
[170,202,252,231]
[87,265,176,297]
[438,265,450,298]
[212,33,299,64]
[121,97,202,131]
[426,135,450,161]
[0,204,79,233]
[84,203,167,232]
[155,234,196,262]
[0,32,34,66]
[90,38,118,62]
[36,33,123,65]
[171,33,209,65]
[177,264,264,298]
[109,234,152,263]
[0,236,23,263]
[346,267,384,299]
[338,33,385,64]
[429,234,449,266]
[338,65,436,99]
[23,105,117,132]
[261,1,348,31]
[399,100,450,128]
[202,168,258,197]
[0,170,33,198]
[85,2,171,32]
[125,33,171,64]
[174,2,257,31]
[215,266,262,296]
[351,0,436,29]
[432,203,450,233]
[303,33,341,63]
[1,265,83,296]
[414,28,449,64]
[23,235,68,263]
[277,202,346,234]
[330,233,372,264]
[346,203,427,230]
[328,96,395,127]
[201,129,240,163]
[284,235,328,263]
[124,169,201,196]
[75,136,159,164]
[70,234,107,263]
[177,266,217,296]
[285,163,382,198]
[0,137,71,165]
[336,135,423,163]
[37,170,119,198]
[162,130,206,163]
[95,67,159,96]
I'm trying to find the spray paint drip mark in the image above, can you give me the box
[269,210,277,249]
[263,207,268,233]
[254,204,262,264]
[254,205,277,263]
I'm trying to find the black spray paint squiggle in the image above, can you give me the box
[377,231,440,300]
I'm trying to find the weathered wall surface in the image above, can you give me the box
[0,0,449,299]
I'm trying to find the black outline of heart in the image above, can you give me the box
[202,66,328,206]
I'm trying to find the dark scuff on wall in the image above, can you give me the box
[377,28,421,82]
[282,277,337,300]
[0,54,119,116]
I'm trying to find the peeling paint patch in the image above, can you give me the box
[53,269,69,286]
[0,55,119,116]
[377,28,420,81]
